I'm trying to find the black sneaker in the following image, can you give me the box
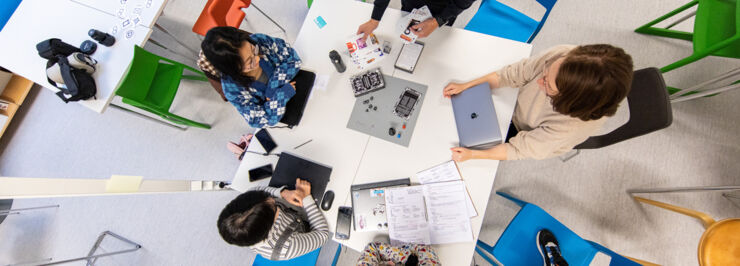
[537,229,569,266]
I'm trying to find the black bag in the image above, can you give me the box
[36,38,96,103]
[36,38,81,60]
[46,56,97,103]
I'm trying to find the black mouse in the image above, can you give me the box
[321,190,335,211]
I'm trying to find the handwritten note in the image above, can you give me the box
[417,161,477,217]
[423,181,474,244]
[385,186,430,245]
[386,181,474,245]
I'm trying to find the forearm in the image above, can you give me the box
[464,72,501,89]
[371,0,390,21]
[437,0,476,25]
[302,195,329,231]
[470,144,508,160]
[246,186,284,198]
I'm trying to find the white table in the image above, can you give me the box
[348,28,531,265]
[0,0,161,113]
[70,0,168,29]
[230,0,531,264]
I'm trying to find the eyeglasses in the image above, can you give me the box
[243,44,260,71]
[542,57,561,96]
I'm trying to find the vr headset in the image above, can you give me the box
[36,38,97,103]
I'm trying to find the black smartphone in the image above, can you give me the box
[255,129,277,153]
[335,206,352,240]
[248,164,273,182]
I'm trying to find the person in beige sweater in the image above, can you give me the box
[444,44,633,160]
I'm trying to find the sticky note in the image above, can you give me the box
[106,175,143,193]
[314,16,327,29]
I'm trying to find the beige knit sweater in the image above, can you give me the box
[498,45,608,160]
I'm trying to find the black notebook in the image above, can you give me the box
[269,151,332,205]
[280,70,315,127]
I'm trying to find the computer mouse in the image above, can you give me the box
[321,190,335,211]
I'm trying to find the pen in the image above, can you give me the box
[293,139,313,150]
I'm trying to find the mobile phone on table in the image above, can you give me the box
[255,129,277,153]
[335,206,352,240]
[248,164,273,182]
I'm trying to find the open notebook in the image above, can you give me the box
[385,181,474,245]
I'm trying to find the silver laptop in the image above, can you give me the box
[451,83,502,149]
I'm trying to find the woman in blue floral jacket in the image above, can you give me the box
[198,26,302,128]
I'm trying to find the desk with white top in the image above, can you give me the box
[0,0,166,113]
[231,0,531,264]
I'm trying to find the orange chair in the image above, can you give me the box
[634,196,740,265]
[192,0,285,37]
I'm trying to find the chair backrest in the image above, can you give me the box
[575,67,673,149]
[223,0,250,27]
[466,0,558,43]
[115,45,163,101]
[528,0,557,42]
[252,247,321,266]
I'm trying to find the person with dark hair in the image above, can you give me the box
[357,242,440,266]
[356,0,476,41]
[217,179,329,260]
[197,26,303,128]
[444,44,633,160]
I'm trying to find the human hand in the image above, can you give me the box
[450,147,473,162]
[280,189,303,207]
[411,18,439,38]
[443,82,468,98]
[289,81,296,91]
[357,19,380,41]
[295,178,312,198]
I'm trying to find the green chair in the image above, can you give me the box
[635,0,740,74]
[115,45,211,129]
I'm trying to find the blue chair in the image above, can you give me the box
[253,244,342,266]
[475,192,645,266]
[464,0,557,43]
[0,0,22,32]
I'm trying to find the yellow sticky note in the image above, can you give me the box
[106,175,143,193]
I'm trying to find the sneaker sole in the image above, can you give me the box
[537,230,547,266]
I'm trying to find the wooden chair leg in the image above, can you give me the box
[634,196,716,229]
[626,255,662,266]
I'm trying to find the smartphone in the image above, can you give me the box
[393,88,421,119]
[248,164,273,182]
[255,129,277,153]
[335,206,352,240]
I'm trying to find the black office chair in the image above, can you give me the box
[575,67,673,149]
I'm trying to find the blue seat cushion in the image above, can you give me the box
[465,0,539,43]
[492,204,598,266]
[0,0,22,33]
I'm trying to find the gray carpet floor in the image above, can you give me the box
[1,0,739,265]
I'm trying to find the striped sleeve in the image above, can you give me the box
[246,186,284,198]
[282,195,329,259]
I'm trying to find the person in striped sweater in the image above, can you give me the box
[217,178,329,260]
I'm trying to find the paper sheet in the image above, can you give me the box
[423,181,474,244]
[395,42,423,72]
[386,186,431,245]
[417,161,477,217]
[313,74,330,92]
[106,175,143,193]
